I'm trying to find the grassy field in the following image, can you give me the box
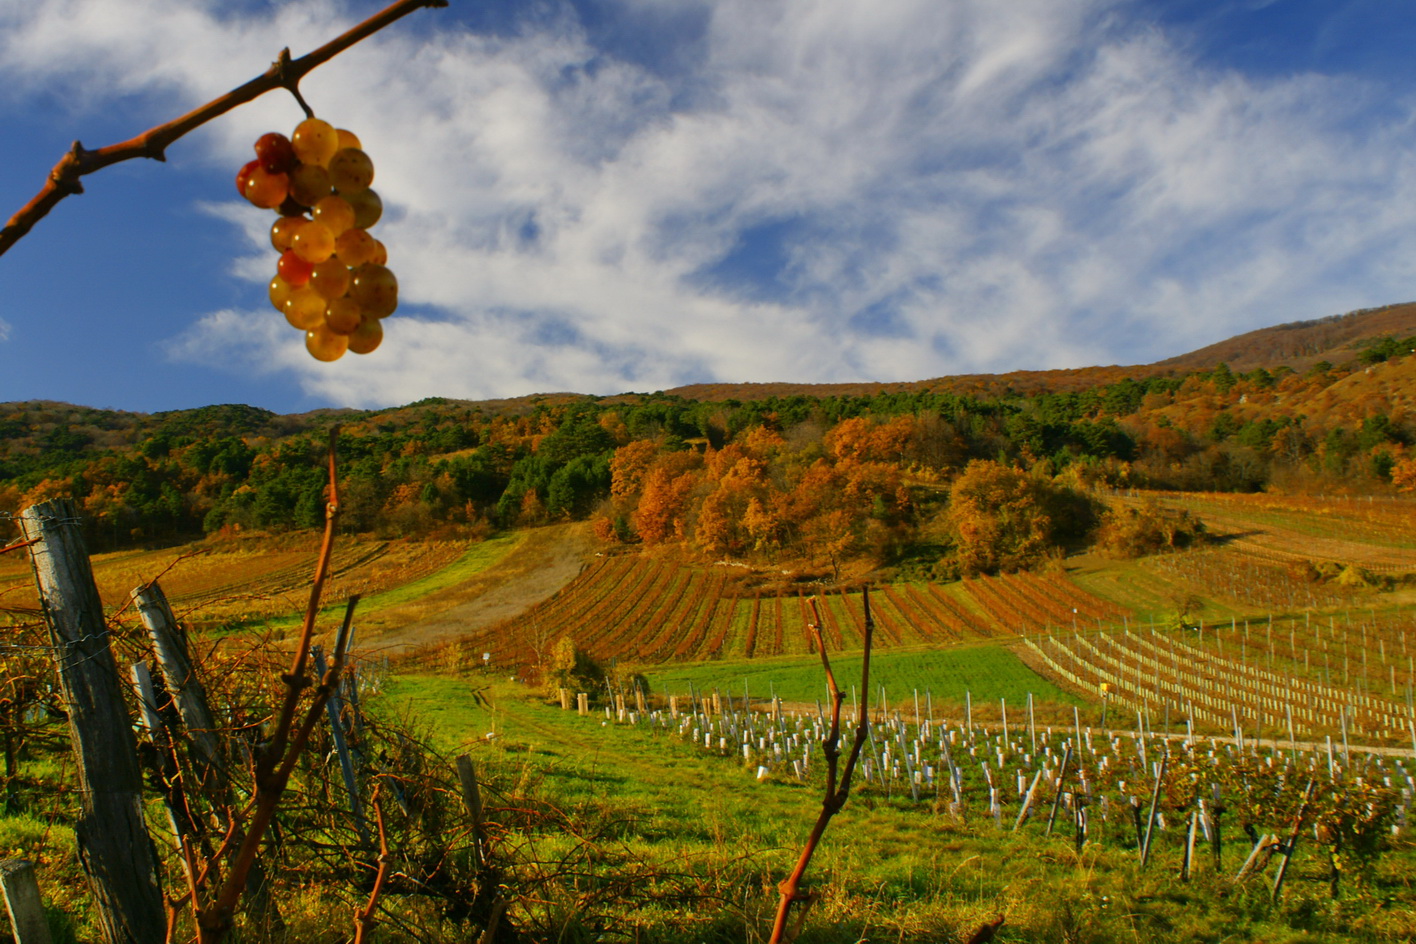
[640,643,1084,715]
[6,488,1416,941]
[378,675,1416,944]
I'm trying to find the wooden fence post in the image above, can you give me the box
[131,584,223,792]
[19,499,165,944]
[0,859,52,944]
[132,582,283,933]
[455,755,488,871]
[313,646,371,845]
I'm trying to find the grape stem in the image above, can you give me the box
[0,0,448,259]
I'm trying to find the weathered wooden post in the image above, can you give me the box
[132,582,282,932]
[0,859,52,944]
[577,692,589,716]
[132,583,223,792]
[19,499,165,944]
[314,646,371,845]
[455,755,488,871]
[558,688,570,710]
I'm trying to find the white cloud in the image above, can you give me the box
[7,0,1416,408]
[0,319,11,343]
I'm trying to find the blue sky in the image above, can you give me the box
[3,0,1416,415]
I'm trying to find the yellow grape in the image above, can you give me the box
[310,258,351,300]
[312,195,355,237]
[242,165,288,209]
[268,275,295,313]
[283,287,327,330]
[336,128,362,150]
[325,296,363,334]
[289,163,332,207]
[328,148,374,193]
[291,220,336,264]
[350,264,397,318]
[369,239,388,266]
[291,118,340,167]
[334,228,378,266]
[306,326,349,362]
[270,215,306,253]
[348,317,383,355]
[345,188,382,229]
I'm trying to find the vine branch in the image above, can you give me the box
[769,589,873,944]
[0,0,449,258]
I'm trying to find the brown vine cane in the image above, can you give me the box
[0,0,448,258]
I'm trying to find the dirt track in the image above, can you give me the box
[364,522,595,654]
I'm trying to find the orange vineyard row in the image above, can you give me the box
[439,556,1128,669]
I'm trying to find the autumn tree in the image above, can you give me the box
[944,459,1094,575]
[1393,456,1416,492]
[630,451,702,544]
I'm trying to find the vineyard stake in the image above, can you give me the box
[1271,780,1315,902]
[135,582,282,932]
[20,498,166,944]
[1140,754,1168,868]
[455,755,489,872]
[1045,746,1072,836]
[1181,811,1198,882]
[0,859,51,944]
[313,645,370,845]
[1013,769,1045,831]
[1210,784,1225,871]
[128,662,198,849]
[1028,693,1036,755]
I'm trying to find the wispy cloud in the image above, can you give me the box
[6,0,1416,407]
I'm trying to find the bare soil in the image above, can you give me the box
[364,522,596,654]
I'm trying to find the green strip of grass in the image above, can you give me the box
[640,643,1083,708]
[249,533,524,632]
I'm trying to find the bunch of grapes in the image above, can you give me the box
[236,118,397,361]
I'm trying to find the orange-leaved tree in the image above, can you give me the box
[944,459,1098,575]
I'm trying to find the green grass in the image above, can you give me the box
[640,642,1083,710]
[252,532,524,631]
[379,673,1416,944]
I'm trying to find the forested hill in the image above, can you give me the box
[1,303,1414,564]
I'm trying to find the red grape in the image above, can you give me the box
[235,159,258,199]
[255,132,296,174]
[277,249,313,286]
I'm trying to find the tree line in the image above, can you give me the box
[0,344,1411,570]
